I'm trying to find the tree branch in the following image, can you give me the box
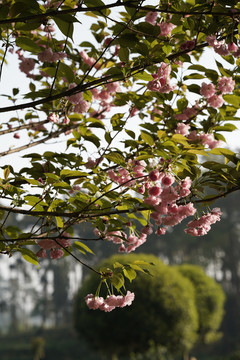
[0,1,237,26]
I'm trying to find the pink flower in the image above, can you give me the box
[156,227,167,235]
[184,207,222,236]
[158,22,175,37]
[228,42,238,52]
[67,83,83,105]
[85,294,105,310]
[148,186,162,196]
[141,224,153,235]
[120,291,135,307]
[85,291,135,311]
[175,123,190,136]
[200,82,216,98]
[145,11,158,25]
[218,76,235,94]
[48,113,59,123]
[38,47,66,62]
[106,81,121,93]
[180,40,195,51]
[19,56,35,74]
[161,174,175,187]
[207,94,224,108]
[144,196,160,206]
[74,100,90,113]
[149,169,161,181]
[38,239,57,250]
[36,249,47,258]
[50,249,64,259]
[199,133,222,149]
[13,133,20,139]
[80,50,100,69]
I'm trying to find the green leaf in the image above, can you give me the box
[118,47,129,62]
[19,248,39,267]
[105,152,125,165]
[123,267,137,282]
[133,72,153,81]
[4,167,10,180]
[58,62,74,82]
[74,241,95,254]
[15,37,43,54]
[111,113,125,130]
[162,44,172,56]
[111,273,125,291]
[223,94,240,108]
[56,217,64,228]
[60,169,89,178]
[53,14,78,39]
[209,148,235,156]
[140,131,155,146]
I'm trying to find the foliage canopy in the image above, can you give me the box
[0,0,240,303]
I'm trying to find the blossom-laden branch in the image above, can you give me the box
[1,0,240,308]
[0,1,238,26]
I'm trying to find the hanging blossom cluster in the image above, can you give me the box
[36,233,71,259]
[185,208,222,236]
[147,63,175,93]
[175,123,222,149]
[94,160,222,254]
[67,83,91,113]
[85,291,135,312]
[145,11,175,37]
[206,35,240,57]
[200,76,235,108]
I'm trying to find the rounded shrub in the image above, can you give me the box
[74,254,198,357]
[177,264,225,344]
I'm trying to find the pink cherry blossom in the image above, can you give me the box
[158,22,175,37]
[156,227,167,235]
[38,47,66,62]
[207,94,224,108]
[50,249,64,259]
[218,76,235,94]
[19,56,35,74]
[148,185,162,196]
[74,100,90,113]
[48,113,59,123]
[200,82,216,98]
[161,174,175,187]
[145,11,158,25]
[228,42,238,52]
[67,83,83,105]
[80,50,100,69]
[85,291,135,311]
[175,123,190,136]
[149,169,161,181]
[36,249,47,258]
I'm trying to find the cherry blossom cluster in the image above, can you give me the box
[36,233,71,259]
[80,50,101,69]
[97,160,223,253]
[184,208,222,236]
[175,105,198,121]
[85,291,135,312]
[174,123,222,149]
[206,35,240,57]
[148,63,175,93]
[143,170,197,235]
[145,11,175,37]
[38,47,66,63]
[67,83,90,113]
[200,76,235,108]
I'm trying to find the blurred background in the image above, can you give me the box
[0,188,240,360]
